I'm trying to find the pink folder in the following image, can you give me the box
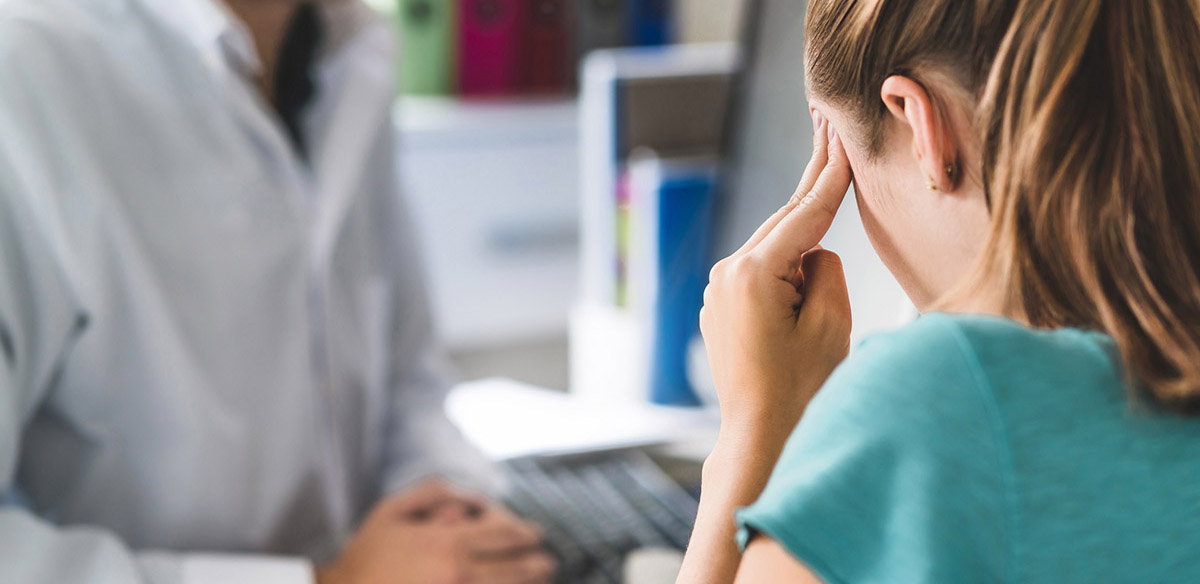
[458,0,524,96]
[524,0,570,94]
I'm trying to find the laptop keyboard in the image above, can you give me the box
[501,450,699,584]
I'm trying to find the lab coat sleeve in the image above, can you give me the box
[0,16,314,581]
[377,329,506,498]
[372,125,505,499]
[0,172,316,584]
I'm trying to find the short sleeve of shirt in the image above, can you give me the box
[736,314,1011,584]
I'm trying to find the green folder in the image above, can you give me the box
[398,0,454,95]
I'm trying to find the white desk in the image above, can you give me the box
[447,378,720,462]
[447,378,715,584]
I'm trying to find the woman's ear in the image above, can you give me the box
[880,75,958,192]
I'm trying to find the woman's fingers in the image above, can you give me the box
[797,110,834,205]
[732,112,832,257]
[754,129,852,281]
[798,249,851,324]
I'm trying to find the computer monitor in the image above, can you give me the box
[717,0,914,342]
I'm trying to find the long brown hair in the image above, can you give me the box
[806,0,1200,411]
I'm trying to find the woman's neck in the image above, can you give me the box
[930,275,1028,325]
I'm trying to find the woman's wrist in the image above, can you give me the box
[677,430,794,584]
[712,401,804,459]
[703,428,791,501]
[715,373,822,443]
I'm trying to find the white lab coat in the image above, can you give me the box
[0,0,500,581]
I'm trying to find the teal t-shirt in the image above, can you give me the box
[736,313,1200,583]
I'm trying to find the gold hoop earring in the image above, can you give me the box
[945,163,955,179]
[927,176,939,191]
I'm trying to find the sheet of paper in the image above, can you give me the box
[446,378,721,461]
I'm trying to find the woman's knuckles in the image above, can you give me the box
[709,256,734,282]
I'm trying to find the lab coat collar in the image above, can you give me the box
[133,0,259,75]
[135,0,378,80]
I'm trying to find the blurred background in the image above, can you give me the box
[361,0,911,397]
[365,0,747,392]
[351,3,913,581]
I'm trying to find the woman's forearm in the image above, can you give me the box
[680,112,852,583]
[676,428,793,584]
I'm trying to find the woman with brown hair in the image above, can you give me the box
[677,0,1200,582]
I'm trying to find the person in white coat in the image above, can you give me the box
[0,0,555,582]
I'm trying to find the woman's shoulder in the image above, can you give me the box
[742,313,1016,582]
[799,311,1116,465]
[794,311,1123,489]
[850,311,1105,367]
[815,313,1001,419]
[824,312,1113,415]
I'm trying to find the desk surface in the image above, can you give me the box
[447,378,721,462]
[450,379,712,584]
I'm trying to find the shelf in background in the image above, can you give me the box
[393,96,582,352]
[397,96,578,141]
